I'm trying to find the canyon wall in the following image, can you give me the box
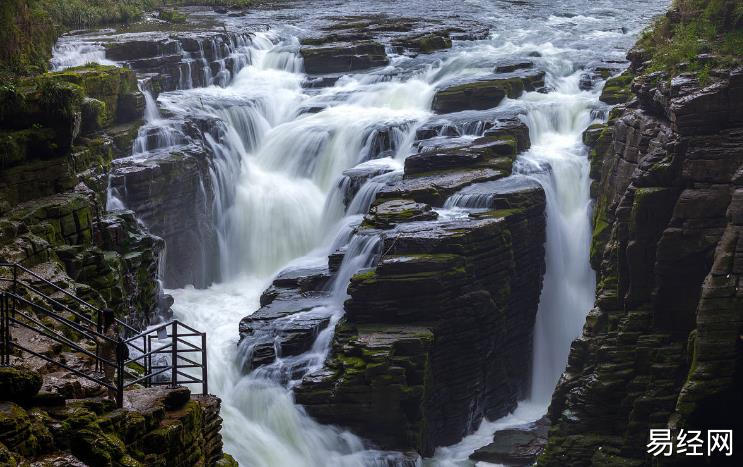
[541,37,742,467]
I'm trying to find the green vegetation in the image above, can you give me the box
[638,0,743,79]
[0,0,259,78]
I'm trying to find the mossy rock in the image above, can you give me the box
[69,426,126,466]
[0,367,42,401]
[217,453,239,467]
[0,127,60,166]
[81,97,108,135]
[599,71,634,105]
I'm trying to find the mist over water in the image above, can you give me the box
[53,0,670,465]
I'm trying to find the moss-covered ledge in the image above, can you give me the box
[0,367,238,467]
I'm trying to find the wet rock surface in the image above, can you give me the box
[277,118,548,455]
[301,41,389,74]
[541,63,743,465]
[432,70,546,114]
[471,416,549,465]
[0,369,233,467]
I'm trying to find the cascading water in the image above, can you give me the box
[52,1,671,465]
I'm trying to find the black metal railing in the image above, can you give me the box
[0,262,208,407]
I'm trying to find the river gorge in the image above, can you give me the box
[1,0,741,466]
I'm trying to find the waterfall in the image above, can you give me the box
[46,0,669,463]
[516,77,598,402]
[50,39,115,70]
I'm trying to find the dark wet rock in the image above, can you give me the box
[495,59,534,73]
[579,72,595,90]
[392,31,452,53]
[364,199,438,228]
[378,166,507,206]
[471,417,549,465]
[405,135,517,176]
[447,176,544,211]
[599,70,634,104]
[109,144,219,289]
[432,70,546,113]
[541,65,743,466]
[301,41,389,74]
[340,162,397,207]
[0,367,42,403]
[239,287,332,371]
[239,263,333,371]
[302,75,342,89]
[104,32,254,92]
[482,117,532,152]
[297,196,547,455]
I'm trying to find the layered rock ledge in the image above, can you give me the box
[240,116,548,456]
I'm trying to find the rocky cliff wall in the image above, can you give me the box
[0,65,170,328]
[540,49,742,467]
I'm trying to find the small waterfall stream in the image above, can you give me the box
[51,1,671,465]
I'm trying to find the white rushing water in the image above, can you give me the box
[162,31,600,466]
[47,0,668,464]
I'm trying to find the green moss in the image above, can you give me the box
[351,269,377,283]
[158,8,187,23]
[590,216,610,264]
[600,71,634,105]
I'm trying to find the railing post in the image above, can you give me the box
[143,335,149,388]
[147,335,153,388]
[201,332,208,395]
[115,337,125,408]
[170,322,178,388]
[1,292,7,366]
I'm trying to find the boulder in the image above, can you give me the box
[432,70,546,113]
[301,41,389,74]
[364,199,438,228]
[494,59,534,73]
[470,417,549,465]
[392,32,452,53]
[0,368,42,402]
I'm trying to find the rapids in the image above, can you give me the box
[52,0,670,465]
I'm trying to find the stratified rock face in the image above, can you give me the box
[296,194,546,455]
[104,32,254,92]
[0,65,165,327]
[233,114,546,455]
[0,372,234,467]
[541,67,743,466]
[301,41,389,74]
[0,65,142,210]
[109,143,219,289]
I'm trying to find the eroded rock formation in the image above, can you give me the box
[540,55,743,466]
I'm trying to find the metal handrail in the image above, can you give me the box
[0,262,208,407]
[0,262,138,335]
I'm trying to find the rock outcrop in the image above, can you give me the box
[239,116,547,456]
[0,368,236,467]
[432,71,546,114]
[540,59,743,465]
[0,65,169,327]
